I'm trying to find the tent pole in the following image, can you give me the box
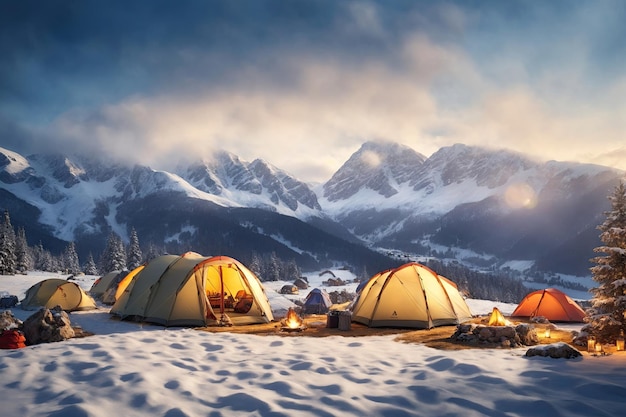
[220,265,225,315]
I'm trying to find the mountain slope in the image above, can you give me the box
[0,142,622,278]
[0,146,391,273]
[176,150,322,217]
[320,142,622,276]
[322,141,427,202]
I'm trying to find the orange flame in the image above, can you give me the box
[283,307,304,329]
[488,307,511,326]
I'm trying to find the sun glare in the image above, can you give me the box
[504,182,537,209]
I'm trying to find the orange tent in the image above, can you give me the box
[511,288,586,322]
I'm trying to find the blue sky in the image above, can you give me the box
[1,0,625,182]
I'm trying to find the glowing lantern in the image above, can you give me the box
[544,328,551,338]
[595,343,603,353]
[587,336,596,352]
[617,331,625,351]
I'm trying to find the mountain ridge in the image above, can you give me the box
[0,143,622,278]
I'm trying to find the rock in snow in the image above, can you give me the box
[525,342,583,359]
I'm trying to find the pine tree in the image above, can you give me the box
[63,242,81,275]
[248,251,263,277]
[145,242,161,262]
[127,228,143,270]
[0,210,17,275]
[266,252,281,281]
[585,180,626,342]
[33,242,46,271]
[100,232,127,273]
[282,259,301,281]
[32,242,55,272]
[15,227,33,272]
[83,252,99,275]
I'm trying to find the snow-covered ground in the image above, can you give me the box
[1,271,625,417]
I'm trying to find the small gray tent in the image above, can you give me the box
[302,288,332,314]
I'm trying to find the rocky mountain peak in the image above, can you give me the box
[411,144,539,191]
[322,140,427,202]
[176,151,321,214]
[0,147,32,184]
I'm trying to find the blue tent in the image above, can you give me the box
[302,288,332,314]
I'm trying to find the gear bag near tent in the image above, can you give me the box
[302,288,332,314]
[351,263,473,329]
[511,288,586,322]
[21,278,97,312]
[110,253,274,327]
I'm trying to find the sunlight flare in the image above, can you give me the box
[504,182,537,209]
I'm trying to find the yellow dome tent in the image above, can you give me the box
[21,278,97,312]
[89,270,121,298]
[110,253,274,327]
[352,263,472,329]
[112,264,146,302]
[90,270,134,304]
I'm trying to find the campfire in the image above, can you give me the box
[280,308,307,332]
[488,307,512,326]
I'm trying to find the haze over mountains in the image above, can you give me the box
[0,141,622,281]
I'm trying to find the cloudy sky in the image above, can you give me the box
[1,0,625,182]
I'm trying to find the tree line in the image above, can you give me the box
[0,205,538,302]
[0,209,159,276]
[0,209,304,281]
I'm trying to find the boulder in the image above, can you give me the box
[293,278,309,290]
[22,306,75,345]
[452,323,539,348]
[515,323,540,345]
[525,342,582,359]
[0,310,22,330]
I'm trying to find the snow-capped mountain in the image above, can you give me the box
[176,150,321,216]
[0,148,234,242]
[322,141,427,202]
[321,141,615,220]
[0,141,623,278]
[319,141,622,276]
[0,145,393,274]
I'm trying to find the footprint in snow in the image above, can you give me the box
[164,380,180,389]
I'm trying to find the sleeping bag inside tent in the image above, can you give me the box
[351,263,472,329]
[21,278,97,311]
[511,288,586,322]
[110,253,274,327]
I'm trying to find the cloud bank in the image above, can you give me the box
[1,0,625,182]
